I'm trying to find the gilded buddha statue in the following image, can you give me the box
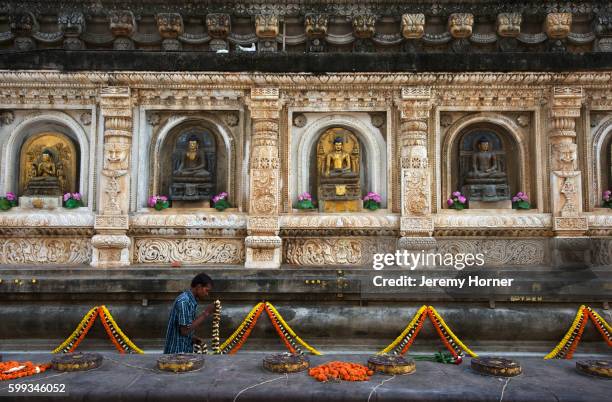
[317,129,361,212]
[170,135,214,201]
[23,150,63,196]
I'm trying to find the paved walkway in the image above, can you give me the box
[0,353,610,401]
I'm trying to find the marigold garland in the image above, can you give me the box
[0,361,51,381]
[379,305,477,360]
[52,306,143,354]
[309,361,373,382]
[545,305,612,359]
[218,301,322,355]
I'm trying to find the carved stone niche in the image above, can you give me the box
[352,15,376,39]
[545,13,572,39]
[156,121,228,207]
[496,13,522,38]
[449,124,522,209]
[448,13,474,39]
[401,14,425,39]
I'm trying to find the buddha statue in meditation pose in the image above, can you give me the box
[170,135,214,201]
[461,137,509,203]
[324,137,358,177]
[24,150,63,196]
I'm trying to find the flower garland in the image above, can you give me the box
[52,306,143,354]
[379,305,477,361]
[218,302,322,355]
[211,300,222,354]
[52,306,99,354]
[0,361,51,381]
[545,305,612,359]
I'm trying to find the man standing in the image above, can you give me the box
[164,273,215,354]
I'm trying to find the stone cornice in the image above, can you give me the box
[1,70,612,90]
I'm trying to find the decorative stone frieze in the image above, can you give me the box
[448,13,474,39]
[284,237,396,266]
[545,13,572,40]
[0,238,91,265]
[401,14,425,39]
[496,13,522,38]
[135,238,244,264]
[92,86,133,267]
[436,239,547,266]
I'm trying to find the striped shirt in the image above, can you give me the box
[163,290,197,354]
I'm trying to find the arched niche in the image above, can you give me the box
[150,117,234,206]
[294,114,387,208]
[591,117,612,207]
[442,115,527,209]
[1,112,90,204]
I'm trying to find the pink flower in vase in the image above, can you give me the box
[447,198,454,206]
[5,192,15,201]
[63,193,71,202]
[72,192,81,201]
[458,195,467,204]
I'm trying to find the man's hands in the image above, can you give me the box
[180,304,216,336]
[203,303,215,316]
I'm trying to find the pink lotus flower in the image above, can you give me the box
[447,198,454,206]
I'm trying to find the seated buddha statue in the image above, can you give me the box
[24,150,63,196]
[466,139,507,183]
[324,137,358,178]
[461,138,509,202]
[170,135,214,201]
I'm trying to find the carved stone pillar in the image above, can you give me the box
[245,88,282,268]
[397,87,435,252]
[549,87,588,236]
[91,87,132,267]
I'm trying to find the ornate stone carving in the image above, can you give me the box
[305,14,328,38]
[0,110,15,126]
[147,112,161,126]
[10,12,37,51]
[109,10,136,37]
[545,13,572,39]
[370,113,385,128]
[433,214,552,228]
[80,112,92,126]
[448,13,474,39]
[206,14,231,39]
[496,13,522,38]
[255,15,279,38]
[135,238,244,264]
[223,112,240,127]
[551,142,577,171]
[436,239,546,266]
[284,237,396,266]
[292,113,307,127]
[516,115,529,127]
[156,13,183,39]
[58,11,86,50]
[401,14,425,39]
[0,238,91,265]
[352,15,376,39]
[103,142,130,174]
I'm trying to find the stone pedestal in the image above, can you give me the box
[320,199,362,213]
[244,235,282,269]
[18,196,63,209]
[469,200,512,209]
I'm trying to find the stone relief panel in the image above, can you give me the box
[0,238,91,264]
[284,237,396,266]
[436,239,547,266]
[134,238,245,264]
[591,239,612,266]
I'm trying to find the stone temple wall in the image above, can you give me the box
[0,71,610,269]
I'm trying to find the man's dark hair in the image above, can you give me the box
[191,273,213,288]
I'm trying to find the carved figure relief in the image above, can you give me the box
[401,14,425,39]
[551,142,577,171]
[352,15,376,39]
[255,15,279,38]
[156,13,184,39]
[206,14,231,39]
[19,132,77,196]
[103,142,130,174]
[496,13,522,38]
[109,10,136,37]
[168,131,216,201]
[305,14,328,38]
[545,13,572,39]
[448,13,474,39]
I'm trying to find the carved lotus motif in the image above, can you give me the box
[109,10,136,37]
[448,13,474,39]
[206,13,231,39]
[352,15,376,39]
[156,13,183,39]
[496,13,522,38]
[305,14,328,38]
[255,15,279,38]
[401,14,425,39]
[58,12,86,37]
[545,13,572,39]
[10,12,36,35]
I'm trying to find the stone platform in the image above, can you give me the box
[0,353,610,401]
